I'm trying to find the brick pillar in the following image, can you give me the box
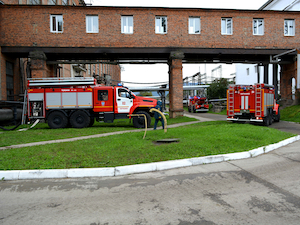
[29,51,48,78]
[168,51,184,118]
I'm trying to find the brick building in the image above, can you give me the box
[0,0,121,101]
[0,4,299,116]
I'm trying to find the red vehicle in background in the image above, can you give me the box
[188,96,209,113]
[227,83,280,126]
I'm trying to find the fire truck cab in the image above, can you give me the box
[227,83,280,126]
[188,96,209,113]
[27,77,157,129]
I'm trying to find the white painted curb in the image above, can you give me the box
[1,135,300,181]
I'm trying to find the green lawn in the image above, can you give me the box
[0,121,294,170]
[0,116,197,147]
[280,105,300,123]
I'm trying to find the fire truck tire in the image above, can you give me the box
[274,109,280,122]
[269,110,273,125]
[89,116,95,127]
[133,111,151,128]
[70,110,90,128]
[47,111,68,129]
[193,106,196,113]
[188,106,191,113]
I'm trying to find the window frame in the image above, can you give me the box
[253,18,264,35]
[50,15,63,33]
[221,18,233,35]
[86,15,99,33]
[121,16,134,34]
[284,19,295,36]
[189,17,201,34]
[155,16,167,34]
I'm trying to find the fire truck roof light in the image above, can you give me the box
[117,83,123,86]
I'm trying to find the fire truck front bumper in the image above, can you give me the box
[196,108,209,112]
[227,117,264,123]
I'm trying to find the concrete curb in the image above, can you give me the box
[1,135,300,181]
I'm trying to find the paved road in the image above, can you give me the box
[1,113,300,225]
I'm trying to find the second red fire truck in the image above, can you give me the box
[227,83,280,126]
[27,77,158,129]
[188,96,209,113]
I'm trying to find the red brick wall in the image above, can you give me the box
[1,6,300,50]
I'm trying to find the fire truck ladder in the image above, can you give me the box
[28,77,96,87]
[255,84,262,118]
[228,85,235,116]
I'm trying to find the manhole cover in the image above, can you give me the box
[155,138,180,144]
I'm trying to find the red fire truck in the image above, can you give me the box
[188,96,209,113]
[27,77,157,129]
[227,83,280,126]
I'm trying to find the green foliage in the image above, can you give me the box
[139,91,153,96]
[207,78,230,99]
[0,121,294,170]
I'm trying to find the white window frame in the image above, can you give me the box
[189,17,200,34]
[121,16,133,34]
[155,16,167,34]
[253,18,264,35]
[86,15,98,33]
[221,18,232,35]
[50,15,63,33]
[284,19,295,36]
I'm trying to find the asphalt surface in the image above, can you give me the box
[0,113,300,225]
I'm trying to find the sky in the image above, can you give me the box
[87,0,268,87]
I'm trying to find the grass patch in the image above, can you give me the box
[0,116,197,147]
[0,121,294,170]
[280,105,300,123]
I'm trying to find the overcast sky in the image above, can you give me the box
[87,0,268,87]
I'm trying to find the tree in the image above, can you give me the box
[207,78,230,99]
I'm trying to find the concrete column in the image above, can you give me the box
[29,51,48,78]
[168,51,184,118]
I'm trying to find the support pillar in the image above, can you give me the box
[273,64,279,99]
[168,51,184,118]
[263,64,269,84]
[29,51,48,78]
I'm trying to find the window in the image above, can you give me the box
[121,16,133,34]
[189,17,200,34]
[155,16,167,34]
[50,15,63,33]
[98,90,108,101]
[118,89,131,98]
[253,19,264,35]
[62,0,68,5]
[30,0,41,4]
[86,15,98,33]
[221,18,232,35]
[284,19,295,36]
[48,0,56,5]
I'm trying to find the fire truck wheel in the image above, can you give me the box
[263,114,270,126]
[188,106,191,113]
[70,110,90,128]
[89,116,95,127]
[269,110,273,125]
[133,111,151,128]
[274,110,280,122]
[47,111,68,129]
